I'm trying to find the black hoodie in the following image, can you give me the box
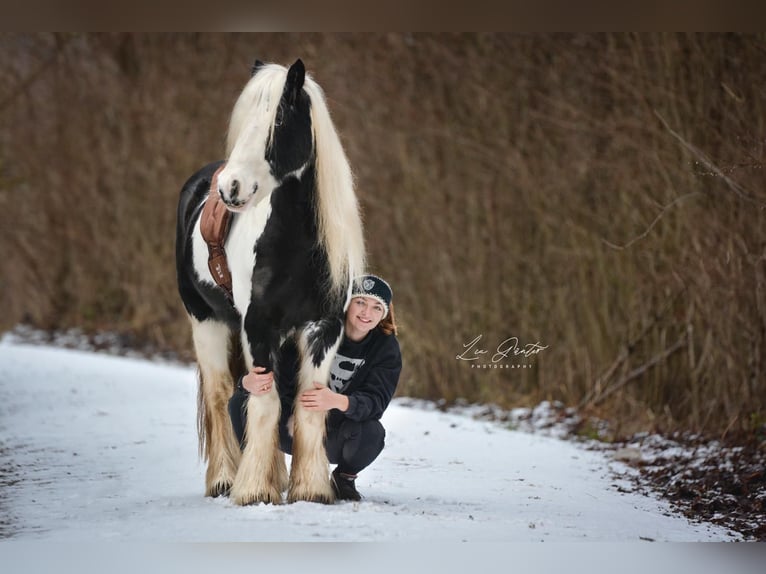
[277,328,402,426]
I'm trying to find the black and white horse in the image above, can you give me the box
[175,59,365,504]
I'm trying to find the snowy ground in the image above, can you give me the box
[0,338,741,542]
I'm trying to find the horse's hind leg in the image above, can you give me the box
[288,318,344,504]
[191,317,242,497]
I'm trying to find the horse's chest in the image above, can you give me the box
[189,198,267,309]
[225,200,274,310]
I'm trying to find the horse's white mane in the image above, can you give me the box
[225,63,366,298]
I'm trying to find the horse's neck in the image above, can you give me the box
[223,196,271,305]
[225,167,316,280]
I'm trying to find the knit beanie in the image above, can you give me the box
[351,275,393,318]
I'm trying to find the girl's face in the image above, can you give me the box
[345,296,386,340]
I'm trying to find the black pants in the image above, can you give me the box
[227,389,385,475]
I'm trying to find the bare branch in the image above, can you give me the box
[654,109,765,206]
[580,288,686,409]
[589,332,687,408]
[601,191,702,251]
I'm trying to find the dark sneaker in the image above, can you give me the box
[331,467,362,501]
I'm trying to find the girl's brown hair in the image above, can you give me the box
[378,301,397,336]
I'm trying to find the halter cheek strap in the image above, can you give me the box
[199,164,234,301]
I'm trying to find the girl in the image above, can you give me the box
[228,275,402,501]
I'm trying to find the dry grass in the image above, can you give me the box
[1,33,764,441]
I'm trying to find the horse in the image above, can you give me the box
[175,58,365,505]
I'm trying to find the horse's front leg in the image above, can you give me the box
[288,318,344,504]
[229,306,287,505]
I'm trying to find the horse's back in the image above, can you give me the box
[175,160,239,328]
[177,161,226,234]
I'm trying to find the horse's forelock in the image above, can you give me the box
[226,64,289,158]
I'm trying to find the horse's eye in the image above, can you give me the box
[275,109,284,127]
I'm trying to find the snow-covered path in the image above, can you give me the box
[0,341,738,542]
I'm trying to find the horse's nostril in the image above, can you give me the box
[253,183,258,193]
[230,179,240,198]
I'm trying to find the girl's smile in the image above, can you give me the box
[346,296,385,341]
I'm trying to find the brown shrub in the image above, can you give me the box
[1,33,763,439]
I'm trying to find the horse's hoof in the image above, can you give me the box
[287,486,335,505]
[206,482,232,498]
[230,487,283,506]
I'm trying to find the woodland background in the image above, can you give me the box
[1,33,764,441]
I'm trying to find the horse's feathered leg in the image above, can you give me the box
[229,309,286,505]
[229,389,285,505]
[190,317,241,497]
[288,318,344,504]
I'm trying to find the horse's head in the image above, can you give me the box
[217,59,314,212]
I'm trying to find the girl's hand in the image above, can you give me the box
[299,382,347,412]
[242,366,274,396]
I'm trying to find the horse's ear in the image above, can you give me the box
[251,59,265,76]
[285,58,305,105]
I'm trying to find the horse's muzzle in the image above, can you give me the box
[219,180,258,210]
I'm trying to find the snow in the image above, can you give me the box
[0,339,741,543]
